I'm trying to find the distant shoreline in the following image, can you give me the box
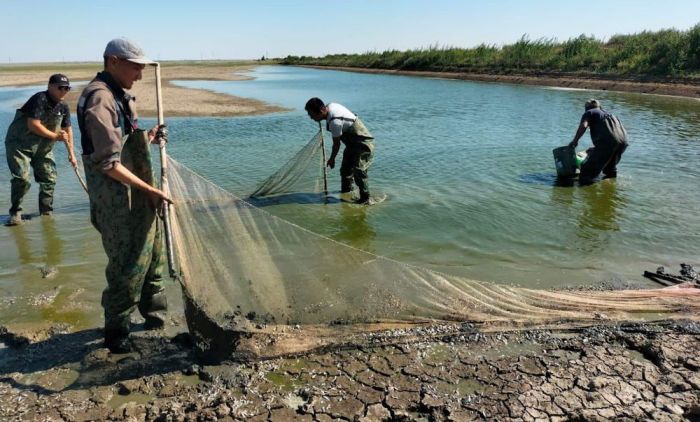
[298,65,700,99]
[0,62,288,117]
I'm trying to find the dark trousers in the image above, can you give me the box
[339,144,373,200]
[580,143,627,184]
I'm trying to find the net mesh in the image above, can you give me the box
[165,131,700,359]
[249,130,326,198]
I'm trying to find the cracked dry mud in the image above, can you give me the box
[1,321,699,421]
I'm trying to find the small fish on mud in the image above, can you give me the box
[40,265,58,279]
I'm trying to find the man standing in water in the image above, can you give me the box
[305,98,375,204]
[569,99,628,185]
[77,38,171,353]
[4,74,78,226]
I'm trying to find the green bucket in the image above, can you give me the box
[575,151,587,168]
[552,145,577,177]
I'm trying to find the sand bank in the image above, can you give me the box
[0,62,288,117]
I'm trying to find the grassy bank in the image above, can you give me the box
[281,25,700,80]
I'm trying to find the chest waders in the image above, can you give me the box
[580,115,629,184]
[4,110,61,215]
[333,117,375,201]
[83,129,166,333]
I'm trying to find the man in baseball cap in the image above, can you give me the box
[4,73,77,225]
[103,37,156,65]
[77,37,170,353]
[48,73,71,88]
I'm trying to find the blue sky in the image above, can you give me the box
[2,0,699,63]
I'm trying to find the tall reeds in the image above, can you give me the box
[282,24,700,78]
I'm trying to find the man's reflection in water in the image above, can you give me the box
[575,179,626,253]
[40,217,62,267]
[333,203,376,253]
[550,178,626,254]
[8,216,63,267]
[578,179,625,233]
[8,223,33,265]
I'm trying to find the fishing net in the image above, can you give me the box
[166,131,700,361]
[249,130,327,198]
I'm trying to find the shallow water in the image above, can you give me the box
[1,67,699,329]
[170,66,700,288]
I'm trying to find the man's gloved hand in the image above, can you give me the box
[156,125,168,143]
[149,124,168,144]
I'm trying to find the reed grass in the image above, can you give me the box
[281,24,700,79]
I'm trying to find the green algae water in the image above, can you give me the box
[1,66,699,329]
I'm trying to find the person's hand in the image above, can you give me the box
[146,188,173,210]
[149,124,168,144]
[54,130,69,142]
[68,155,78,168]
[326,158,335,169]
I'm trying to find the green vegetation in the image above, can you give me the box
[281,24,700,79]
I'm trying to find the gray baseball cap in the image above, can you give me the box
[103,38,156,65]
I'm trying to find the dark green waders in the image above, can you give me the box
[338,117,374,201]
[4,110,61,215]
[83,130,167,335]
[580,115,628,184]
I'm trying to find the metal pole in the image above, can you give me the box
[319,121,328,196]
[154,63,177,278]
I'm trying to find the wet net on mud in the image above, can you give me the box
[167,130,700,361]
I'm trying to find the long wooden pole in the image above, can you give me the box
[154,63,177,278]
[319,121,328,196]
[61,132,88,193]
[73,165,88,193]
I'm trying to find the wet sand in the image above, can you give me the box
[300,65,700,98]
[0,61,288,117]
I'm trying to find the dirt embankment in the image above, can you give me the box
[0,63,288,118]
[1,320,699,421]
[300,65,700,99]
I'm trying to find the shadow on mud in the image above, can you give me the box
[0,327,193,395]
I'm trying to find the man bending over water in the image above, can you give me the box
[305,98,375,204]
[570,99,628,185]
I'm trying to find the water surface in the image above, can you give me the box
[1,67,699,329]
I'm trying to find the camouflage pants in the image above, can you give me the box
[339,117,374,200]
[84,130,166,333]
[340,144,374,200]
[4,111,58,214]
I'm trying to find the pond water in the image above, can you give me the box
[1,66,699,329]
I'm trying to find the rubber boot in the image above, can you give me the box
[141,292,168,330]
[7,212,22,226]
[104,328,131,353]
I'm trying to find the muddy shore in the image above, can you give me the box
[299,65,700,99]
[1,318,699,421]
[0,62,288,117]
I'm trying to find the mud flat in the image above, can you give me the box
[0,61,288,117]
[1,319,699,421]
